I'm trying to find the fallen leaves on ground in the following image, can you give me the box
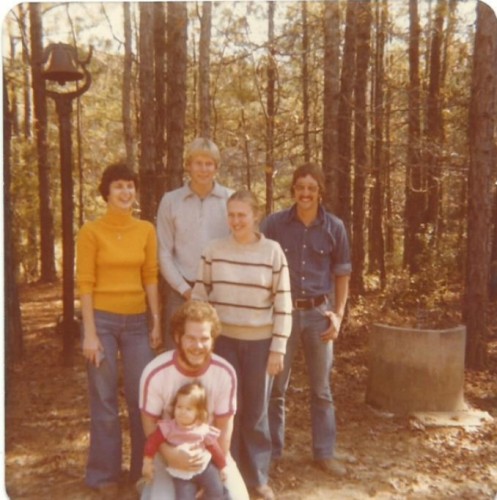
[5,283,497,499]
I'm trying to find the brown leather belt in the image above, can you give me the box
[292,295,326,310]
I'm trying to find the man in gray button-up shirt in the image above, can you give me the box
[157,138,233,349]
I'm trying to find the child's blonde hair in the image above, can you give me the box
[172,381,209,423]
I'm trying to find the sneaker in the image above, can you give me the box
[314,458,347,477]
[92,482,120,499]
[119,485,140,500]
[334,450,358,464]
[135,477,148,495]
[253,484,276,500]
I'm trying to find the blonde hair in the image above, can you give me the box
[228,190,261,221]
[185,137,221,166]
[172,381,209,424]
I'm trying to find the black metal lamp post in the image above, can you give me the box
[41,43,92,364]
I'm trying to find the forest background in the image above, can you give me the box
[3,0,497,365]
[2,1,497,498]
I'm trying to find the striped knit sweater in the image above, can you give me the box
[192,234,292,354]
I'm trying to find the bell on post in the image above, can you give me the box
[42,43,84,85]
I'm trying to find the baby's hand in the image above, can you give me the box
[172,442,204,471]
[219,466,228,482]
[142,457,155,482]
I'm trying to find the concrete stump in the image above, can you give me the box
[366,323,466,414]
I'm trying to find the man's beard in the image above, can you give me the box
[177,345,209,370]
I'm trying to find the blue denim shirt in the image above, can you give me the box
[260,204,351,300]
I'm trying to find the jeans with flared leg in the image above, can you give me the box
[269,305,336,461]
[215,336,273,489]
[85,310,154,488]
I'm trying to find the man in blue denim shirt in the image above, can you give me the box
[260,162,351,476]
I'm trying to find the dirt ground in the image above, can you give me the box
[5,282,497,499]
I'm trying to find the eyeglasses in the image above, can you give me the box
[293,184,319,194]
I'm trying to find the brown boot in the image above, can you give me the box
[334,449,358,464]
[252,484,276,500]
[314,458,347,477]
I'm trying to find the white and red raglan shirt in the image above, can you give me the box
[139,349,237,422]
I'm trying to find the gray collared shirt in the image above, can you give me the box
[157,182,233,295]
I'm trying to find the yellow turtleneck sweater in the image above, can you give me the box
[76,208,158,314]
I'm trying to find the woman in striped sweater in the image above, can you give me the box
[192,190,292,500]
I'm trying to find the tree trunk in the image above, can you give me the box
[337,0,357,231]
[29,3,57,283]
[424,0,446,238]
[465,1,497,369]
[199,1,212,138]
[351,0,372,294]
[154,2,167,200]
[322,1,340,212]
[4,74,24,364]
[404,0,425,273]
[301,1,310,163]
[384,82,394,258]
[139,2,157,222]
[368,0,386,286]
[76,80,84,228]
[7,19,20,137]
[441,0,458,87]
[166,1,188,192]
[265,1,276,216]
[490,188,497,301]
[492,188,497,264]
[123,3,136,171]
[19,5,31,139]
[240,109,252,191]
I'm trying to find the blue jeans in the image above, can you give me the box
[140,454,248,500]
[173,462,229,500]
[163,285,186,351]
[215,336,272,489]
[86,310,154,488]
[269,306,336,460]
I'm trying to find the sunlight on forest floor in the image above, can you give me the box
[5,282,497,499]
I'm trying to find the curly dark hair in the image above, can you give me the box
[98,162,139,202]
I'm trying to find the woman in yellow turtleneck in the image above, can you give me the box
[76,163,161,494]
